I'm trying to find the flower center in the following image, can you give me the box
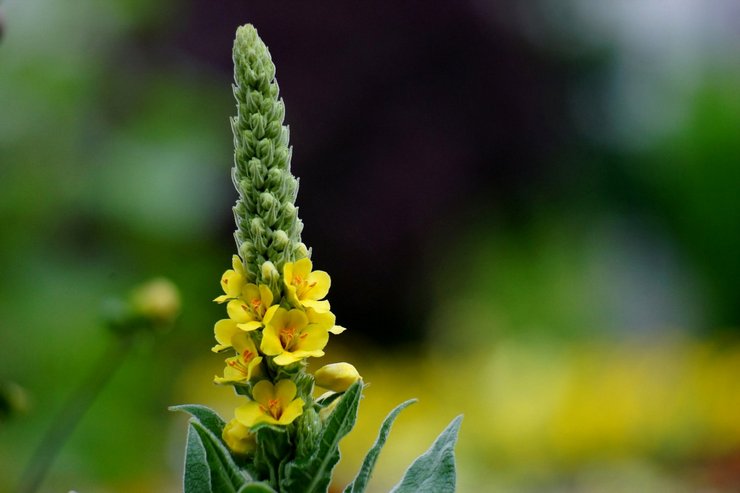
[265,398,282,419]
[251,298,263,316]
[228,358,249,376]
[280,326,297,348]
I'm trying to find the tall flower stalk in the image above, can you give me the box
[174,24,461,493]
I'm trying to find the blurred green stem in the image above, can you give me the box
[17,334,136,493]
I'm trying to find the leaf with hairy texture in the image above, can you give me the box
[170,404,227,438]
[389,415,462,493]
[343,399,416,493]
[192,420,251,491]
[184,423,211,493]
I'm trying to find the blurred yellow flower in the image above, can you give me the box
[214,333,263,384]
[129,277,181,323]
[283,258,331,312]
[235,379,304,427]
[261,307,329,365]
[214,255,246,303]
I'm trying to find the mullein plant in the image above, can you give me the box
[172,24,461,493]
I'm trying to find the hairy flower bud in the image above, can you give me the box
[261,260,279,281]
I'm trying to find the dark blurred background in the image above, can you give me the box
[1,1,740,491]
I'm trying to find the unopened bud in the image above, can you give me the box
[314,363,361,393]
[222,418,257,455]
[272,230,289,251]
[261,260,279,281]
[294,242,309,260]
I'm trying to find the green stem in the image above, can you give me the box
[17,334,136,493]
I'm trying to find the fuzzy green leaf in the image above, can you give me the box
[343,399,417,493]
[389,415,463,493]
[237,483,279,493]
[192,420,251,491]
[281,381,363,493]
[170,404,227,438]
[184,423,212,493]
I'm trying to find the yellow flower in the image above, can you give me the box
[226,283,276,332]
[214,255,247,303]
[283,258,331,312]
[222,418,257,455]
[214,333,263,384]
[261,307,329,366]
[235,379,304,427]
[315,362,361,392]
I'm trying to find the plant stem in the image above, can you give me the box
[17,334,136,493]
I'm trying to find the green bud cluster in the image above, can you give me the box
[231,25,308,290]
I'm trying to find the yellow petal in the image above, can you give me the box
[286,309,309,330]
[283,261,294,284]
[293,258,313,279]
[251,380,275,406]
[273,352,303,366]
[294,327,329,354]
[241,283,261,303]
[304,270,331,300]
[221,270,244,298]
[307,309,335,330]
[227,299,256,323]
[214,319,240,349]
[231,255,245,276]
[329,325,346,335]
[232,332,257,354]
[260,325,284,356]
[274,379,297,404]
[236,401,277,427]
[214,366,241,385]
[247,357,263,379]
[289,348,326,361]
[302,299,331,313]
[277,397,305,425]
[213,294,230,304]
[259,284,274,309]
[237,321,262,332]
[263,305,280,325]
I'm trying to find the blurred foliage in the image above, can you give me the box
[1,0,739,492]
